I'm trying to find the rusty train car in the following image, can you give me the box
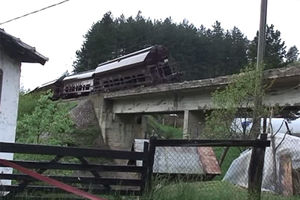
[62,70,94,98]
[92,45,178,92]
[36,45,180,99]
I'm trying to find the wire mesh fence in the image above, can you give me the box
[143,126,300,199]
[135,135,300,200]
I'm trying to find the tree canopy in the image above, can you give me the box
[73,12,298,80]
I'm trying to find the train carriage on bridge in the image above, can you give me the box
[92,45,179,92]
[36,45,180,99]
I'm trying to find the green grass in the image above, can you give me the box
[213,147,242,180]
[147,115,183,139]
[146,181,300,200]
[11,181,300,200]
[102,181,300,200]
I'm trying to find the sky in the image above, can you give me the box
[0,0,300,90]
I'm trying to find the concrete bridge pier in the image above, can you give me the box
[183,110,206,139]
[105,113,146,150]
[90,94,146,151]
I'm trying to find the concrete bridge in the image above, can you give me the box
[73,66,300,150]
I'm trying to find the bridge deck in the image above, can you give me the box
[104,66,300,100]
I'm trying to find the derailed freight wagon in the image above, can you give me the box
[93,45,180,92]
[62,70,94,98]
[36,45,180,99]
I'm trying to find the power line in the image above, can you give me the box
[0,0,71,26]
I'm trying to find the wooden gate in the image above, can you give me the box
[0,141,151,199]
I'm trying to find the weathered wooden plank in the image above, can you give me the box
[5,155,63,199]
[197,147,221,175]
[248,134,267,200]
[140,141,149,193]
[0,160,143,172]
[0,174,142,186]
[147,137,157,191]
[0,142,148,160]
[279,154,293,196]
[6,197,84,200]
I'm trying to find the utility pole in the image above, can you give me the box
[251,0,268,137]
[257,0,268,69]
[248,2,268,200]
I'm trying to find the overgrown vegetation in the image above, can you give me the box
[146,115,182,139]
[143,181,300,200]
[16,91,75,145]
[20,181,299,200]
[17,91,41,119]
[213,147,241,180]
[204,65,268,139]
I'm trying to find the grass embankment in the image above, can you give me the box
[147,115,183,139]
[213,147,241,180]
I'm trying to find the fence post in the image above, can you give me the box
[146,136,156,192]
[248,133,267,200]
[141,141,149,193]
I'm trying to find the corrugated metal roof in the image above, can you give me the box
[95,46,153,74]
[63,70,95,81]
[0,29,48,65]
[40,79,57,87]
[30,79,57,93]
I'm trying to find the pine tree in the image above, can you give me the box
[285,45,299,64]
[248,24,287,69]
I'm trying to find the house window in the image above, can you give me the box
[0,69,2,104]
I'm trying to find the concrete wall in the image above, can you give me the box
[65,95,146,154]
[89,94,146,152]
[0,48,21,186]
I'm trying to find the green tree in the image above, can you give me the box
[205,65,266,139]
[18,92,40,120]
[248,24,287,69]
[73,12,117,72]
[285,45,299,64]
[73,12,250,80]
[17,91,74,145]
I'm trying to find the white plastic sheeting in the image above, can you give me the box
[223,133,300,192]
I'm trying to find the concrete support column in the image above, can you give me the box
[109,114,146,150]
[90,94,147,151]
[183,110,206,139]
[103,113,146,151]
[183,110,190,139]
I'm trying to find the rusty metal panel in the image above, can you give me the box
[197,147,221,175]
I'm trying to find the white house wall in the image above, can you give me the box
[0,48,21,186]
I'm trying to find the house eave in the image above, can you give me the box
[0,29,48,65]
